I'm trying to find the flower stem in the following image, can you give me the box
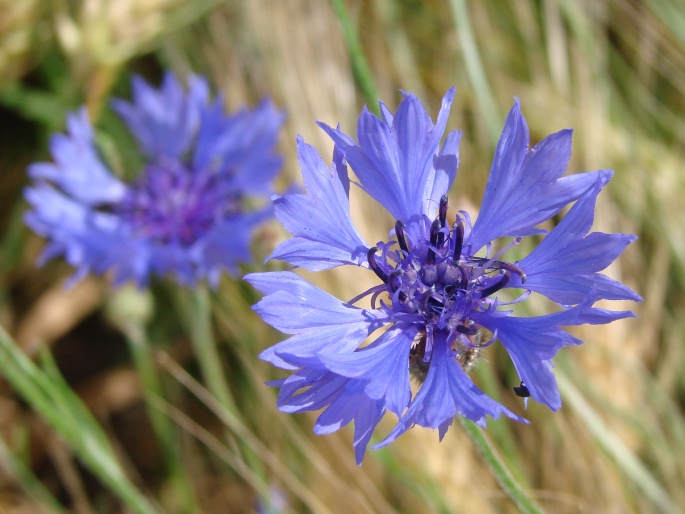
[459,417,546,514]
[189,285,235,412]
[186,285,267,493]
[125,324,199,514]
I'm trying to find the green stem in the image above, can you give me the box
[330,0,381,114]
[459,418,546,514]
[126,325,199,514]
[185,285,267,492]
[189,285,235,411]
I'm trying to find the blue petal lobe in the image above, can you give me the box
[112,72,209,160]
[318,324,418,415]
[470,101,612,250]
[318,88,457,223]
[28,109,127,205]
[267,138,370,270]
[375,333,525,448]
[510,180,641,304]
[246,272,388,368]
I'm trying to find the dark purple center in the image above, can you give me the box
[117,160,239,246]
[366,195,526,371]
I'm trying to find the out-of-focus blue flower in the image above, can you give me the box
[25,72,284,287]
[246,88,641,464]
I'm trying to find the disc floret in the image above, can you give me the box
[367,195,527,375]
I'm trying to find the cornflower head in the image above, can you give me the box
[25,72,284,287]
[246,88,641,464]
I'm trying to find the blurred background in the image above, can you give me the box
[0,0,683,512]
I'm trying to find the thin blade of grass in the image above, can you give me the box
[0,324,159,514]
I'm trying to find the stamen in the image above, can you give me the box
[452,218,464,264]
[456,328,496,351]
[367,247,389,284]
[495,261,527,284]
[439,195,448,227]
[479,329,498,348]
[427,219,441,265]
[395,220,409,254]
[458,263,469,289]
[388,270,403,291]
[469,258,527,283]
[498,289,532,305]
[426,295,444,316]
[479,271,511,298]
[370,289,385,309]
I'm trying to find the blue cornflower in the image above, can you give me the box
[25,72,284,287]
[246,88,641,464]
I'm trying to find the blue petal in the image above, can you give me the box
[112,72,209,160]
[375,333,525,448]
[510,180,641,304]
[332,139,351,198]
[245,272,388,367]
[189,210,268,285]
[267,238,365,272]
[395,89,456,219]
[423,130,462,218]
[193,98,285,195]
[318,88,457,224]
[332,106,403,215]
[312,378,386,463]
[317,324,418,415]
[24,184,132,281]
[267,322,378,370]
[275,368,385,465]
[469,101,607,250]
[267,137,370,271]
[28,109,127,205]
[475,313,577,410]
[475,299,634,410]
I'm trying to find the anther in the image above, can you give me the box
[469,258,527,284]
[439,195,448,228]
[458,263,469,289]
[452,218,464,264]
[496,262,527,284]
[427,219,441,265]
[367,247,389,284]
[395,220,409,254]
[479,271,511,298]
